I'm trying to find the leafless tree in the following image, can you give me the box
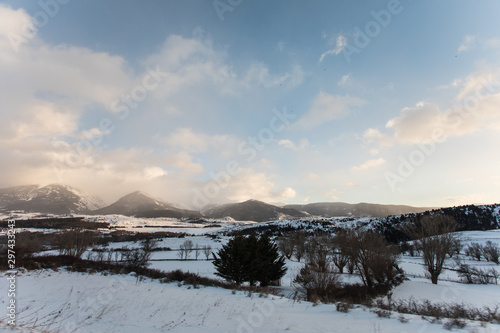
[402,214,459,284]
[483,241,500,264]
[277,235,295,259]
[330,230,351,274]
[194,243,200,260]
[56,230,96,258]
[340,229,400,288]
[202,245,212,260]
[178,240,194,260]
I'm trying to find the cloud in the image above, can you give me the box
[338,74,351,86]
[325,188,341,201]
[278,139,309,150]
[484,37,500,50]
[307,173,319,180]
[364,67,500,147]
[319,35,347,62]
[211,168,297,205]
[457,35,475,54]
[293,92,366,130]
[161,128,236,154]
[351,158,386,171]
[243,62,304,89]
[445,194,487,205]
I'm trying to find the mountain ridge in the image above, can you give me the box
[0,184,105,214]
[0,184,447,220]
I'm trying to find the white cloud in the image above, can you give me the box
[351,158,386,171]
[337,74,351,86]
[484,37,500,50]
[457,35,475,54]
[144,166,167,179]
[244,62,304,89]
[307,173,319,180]
[325,188,341,201]
[319,35,347,62]
[278,139,309,150]
[293,92,366,130]
[364,67,500,147]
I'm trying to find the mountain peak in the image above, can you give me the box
[0,184,105,214]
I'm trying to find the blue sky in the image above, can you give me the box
[1,0,499,208]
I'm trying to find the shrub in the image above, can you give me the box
[293,262,340,302]
[443,318,466,330]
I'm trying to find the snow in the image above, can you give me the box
[3,270,499,333]
[391,278,500,308]
[2,216,500,332]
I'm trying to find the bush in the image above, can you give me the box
[443,318,466,330]
[293,262,340,302]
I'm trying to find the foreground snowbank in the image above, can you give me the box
[1,270,500,332]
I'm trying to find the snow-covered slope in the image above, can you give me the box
[0,184,105,214]
[3,270,497,333]
[91,191,201,218]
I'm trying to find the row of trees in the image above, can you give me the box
[465,241,500,264]
[177,240,212,260]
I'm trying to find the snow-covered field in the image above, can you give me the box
[2,217,500,332]
[2,270,500,333]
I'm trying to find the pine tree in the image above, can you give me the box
[255,234,287,286]
[213,234,287,286]
[213,235,248,284]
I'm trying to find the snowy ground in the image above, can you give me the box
[2,220,500,332]
[2,270,500,333]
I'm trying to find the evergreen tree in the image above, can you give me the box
[213,235,248,284]
[213,234,287,286]
[255,234,287,286]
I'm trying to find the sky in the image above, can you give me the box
[0,0,499,209]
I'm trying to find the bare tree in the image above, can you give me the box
[340,229,400,288]
[330,230,351,274]
[402,214,459,284]
[56,230,96,258]
[277,235,295,259]
[465,242,483,261]
[483,241,500,264]
[194,243,200,260]
[202,245,212,260]
[178,240,194,260]
[292,231,307,262]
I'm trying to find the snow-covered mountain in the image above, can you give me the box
[91,191,201,218]
[203,199,308,222]
[0,184,106,214]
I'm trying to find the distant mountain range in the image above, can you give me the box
[284,202,433,218]
[0,184,437,221]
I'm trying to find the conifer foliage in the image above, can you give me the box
[213,234,287,286]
